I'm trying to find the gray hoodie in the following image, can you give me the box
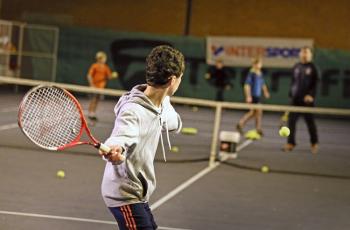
[101,84,182,207]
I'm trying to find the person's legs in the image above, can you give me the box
[109,206,129,230]
[287,112,299,145]
[303,113,318,144]
[283,110,300,152]
[255,109,263,134]
[216,88,224,101]
[237,109,255,132]
[143,203,157,230]
[109,203,157,230]
[88,95,99,119]
[304,113,319,153]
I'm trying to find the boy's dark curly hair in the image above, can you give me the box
[146,45,185,86]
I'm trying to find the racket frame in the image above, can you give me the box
[18,85,104,151]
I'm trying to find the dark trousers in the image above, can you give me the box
[109,203,157,230]
[216,88,224,101]
[287,98,318,145]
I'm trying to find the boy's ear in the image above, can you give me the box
[166,76,176,87]
[170,76,177,85]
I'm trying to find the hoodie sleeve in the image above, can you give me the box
[162,96,182,133]
[104,107,140,153]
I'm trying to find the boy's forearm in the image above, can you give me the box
[263,85,269,94]
[87,75,93,85]
[244,85,251,98]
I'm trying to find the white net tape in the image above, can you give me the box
[19,86,82,150]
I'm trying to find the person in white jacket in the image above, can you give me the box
[99,45,184,230]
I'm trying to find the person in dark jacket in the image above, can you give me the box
[206,59,231,101]
[283,47,319,154]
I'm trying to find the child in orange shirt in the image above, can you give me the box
[87,51,118,121]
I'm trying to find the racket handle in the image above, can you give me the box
[99,143,126,162]
[99,143,111,153]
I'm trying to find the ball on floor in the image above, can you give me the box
[279,126,290,137]
[56,170,65,179]
[261,166,269,173]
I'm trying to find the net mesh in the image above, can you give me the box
[19,86,82,150]
[1,77,350,175]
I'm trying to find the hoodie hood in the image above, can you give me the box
[114,84,172,162]
[114,84,161,116]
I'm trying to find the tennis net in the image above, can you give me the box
[1,76,350,179]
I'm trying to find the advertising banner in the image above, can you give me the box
[207,36,313,68]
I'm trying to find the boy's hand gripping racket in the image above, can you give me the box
[18,85,125,162]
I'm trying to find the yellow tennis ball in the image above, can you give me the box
[111,71,118,79]
[56,170,65,179]
[170,146,179,153]
[279,126,290,137]
[261,166,269,173]
[192,106,199,112]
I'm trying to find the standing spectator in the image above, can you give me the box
[236,57,270,136]
[283,47,319,154]
[206,59,231,101]
[87,51,117,121]
[0,33,18,77]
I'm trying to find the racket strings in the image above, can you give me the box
[20,86,82,150]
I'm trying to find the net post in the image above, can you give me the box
[209,103,222,167]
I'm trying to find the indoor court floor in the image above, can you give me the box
[1,90,349,230]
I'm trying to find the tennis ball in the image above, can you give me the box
[279,126,290,137]
[170,146,179,153]
[261,166,269,173]
[56,170,65,179]
[181,127,198,135]
[192,106,199,112]
[111,71,118,79]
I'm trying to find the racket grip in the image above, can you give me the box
[99,143,111,153]
[99,143,126,162]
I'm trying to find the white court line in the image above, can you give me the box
[0,107,18,113]
[0,210,191,230]
[0,123,18,131]
[237,139,253,152]
[151,162,220,211]
[150,139,254,211]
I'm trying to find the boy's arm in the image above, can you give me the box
[87,65,95,86]
[262,84,270,99]
[105,65,118,79]
[106,65,112,79]
[87,75,93,86]
[205,66,215,80]
[162,96,182,133]
[244,84,252,103]
[103,108,140,164]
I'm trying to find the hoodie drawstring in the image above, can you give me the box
[165,117,172,150]
[159,128,167,162]
[159,113,172,162]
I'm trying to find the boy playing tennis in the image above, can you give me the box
[87,51,118,121]
[236,57,270,136]
[99,45,184,230]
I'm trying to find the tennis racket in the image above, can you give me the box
[18,85,125,161]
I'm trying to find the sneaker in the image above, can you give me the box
[311,144,319,154]
[282,143,295,152]
[88,115,98,121]
[256,129,264,136]
[236,124,243,135]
